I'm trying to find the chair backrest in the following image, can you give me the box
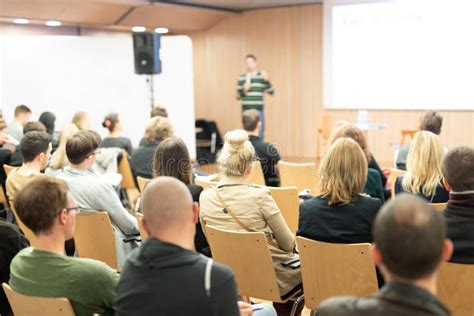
[268,186,299,234]
[437,261,474,315]
[297,237,378,310]
[247,160,266,186]
[3,164,16,177]
[135,212,149,241]
[194,176,218,190]
[74,211,118,270]
[400,129,417,145]
[3,283,75,316]
[0,185,8,207]
[205,226,283,302]
[10,205,37,246]
[136,176,150,193]
[430,203,447,212]
[278,161,319,195]
[390,168,406,197]
[118,151,136,190]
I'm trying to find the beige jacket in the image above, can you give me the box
[199,176,301,296]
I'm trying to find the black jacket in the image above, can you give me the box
[114,238,239,316]
[317,282,450,316]
[130,140,160,179]
[395,176,449,203]
[248,135,280,186]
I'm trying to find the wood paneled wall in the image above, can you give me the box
[190,4,474,166]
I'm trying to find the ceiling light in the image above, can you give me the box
[154,27,169,34]
[45,20,61,27]
[13,18,29,24]
[132,26,146,32]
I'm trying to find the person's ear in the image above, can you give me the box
[192,202,199,224]
[256,121,262,132]
[142,217,151,236]
[58,209,68,225]
[371,243,383,266]
[442,239,453,262]
[443,178,452,192]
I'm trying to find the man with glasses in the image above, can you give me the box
[9,177,119,316]
[56,130,138,269]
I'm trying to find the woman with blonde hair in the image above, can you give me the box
[297,138,382,243]
[71,112,90,131]
[46,123,80,175]
[199,129,302,315]
[395,131,449,202]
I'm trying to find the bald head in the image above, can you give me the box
[141,177,194,234]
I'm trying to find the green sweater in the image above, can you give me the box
[9,247,119,316]
[236,72,274,110]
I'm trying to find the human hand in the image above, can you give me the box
[260,70,269,81]
[4,135,19,146]
[243,82,251,92]
[238,301,253,316]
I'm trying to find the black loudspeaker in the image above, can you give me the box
[132,32,161,75]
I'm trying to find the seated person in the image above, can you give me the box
[6,131,51,205]
[56,130,139,268]
[9,177,119,316]
[0,117,19,207]
[39,111,59,153]
[317,194,452,316]
[152,137,209,254]
[114,177,276,316]
[6,105,31,143]
[441,146,474,263]
[395,131,449,203]
[46,124,79,176]
[298,138,382,244]
[71,112,90,131]
[199,130,302,314]
[242,109,280,187]
[0,219,29,316]
[131,116,173,179]
[101,113,133,156]
[9,121,47,167]
[396,111,443,170]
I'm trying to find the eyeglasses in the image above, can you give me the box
[65,206,81,213]
[87,150,101,158]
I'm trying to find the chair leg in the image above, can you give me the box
[290,294,305,316]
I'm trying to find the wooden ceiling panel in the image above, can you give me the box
[0,0,69,20]
[59,2,132,24]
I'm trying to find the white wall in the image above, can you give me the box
[0,32,196,158]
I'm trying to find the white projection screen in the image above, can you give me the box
[324,0,474,110]
[0,34,196,158]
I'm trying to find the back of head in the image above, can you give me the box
[403,131,443,196]
[150,106,168,118]
[15,177,69,235]
[38,112,56,135]
[102,113,119,133]
[319,138,368,205]
[20,131,52,163]
[153,137,192,184]
[373,194,446,280]
[66,130,101,165]
[50,124,80,170]
[71,112,89,130]
[143,116,174,142]
[442,146,474,192]
[141,176,193,234]
[329,124,370,160]
[14,105,32,118]
[23,121,47,134]
[242,109,260,132]
[218,129,255,177]
[420,111,443,135]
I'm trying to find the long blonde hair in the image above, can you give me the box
[50,124,79,170]
[218,129,255,177]
[319,138,368,205]
[72,112,89,131]
[402,131,444,197]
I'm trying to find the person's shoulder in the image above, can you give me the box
[69,256,118,280]
[318,295,378,316]
[358,195,383,208]
[206,259,235,286]
[0,219,23,237]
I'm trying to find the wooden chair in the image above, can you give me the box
[390,168,406,197]
[296,237,378,310]
[118,150,136,190]
[437,262,474,315]
[268,186,299,234]
[135,212,149,241]
[278,161,319,195]
[430,203,447,212]
[10,205,37,246]
[0,185,8,207]
[3,283,75,316]
[3,164,16,176]
[247,160,266,186]
[136,176,150,193]
[205,226,302,307]
[74,211,118,270]
[400,129,417,146]
[195,175,219,189]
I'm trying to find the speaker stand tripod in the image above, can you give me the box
[146,74,155,110]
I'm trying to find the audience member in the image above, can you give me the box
[9,177,119,316]
[0,118,18,204]
[199,130,301,315]
[6,131,51,205]
[56,130,138,267]
[101,113,133,155]
[152,136,209,254]
[395,131,449,203]
[242,109,280,186]
[72,112,90,131]
[396,111,443,170]
[131,116,173,179]
[114,177,275,316]
[6,105,31,142]
[298,138,382,243]
[9,121,48,167]
[441,146,474,263]
[39,111,59,151]
[47,124,80,175]
[150,106,168,118]
[317,194,452,316]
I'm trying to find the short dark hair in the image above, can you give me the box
[14,105,32,117]
[153,137,192,185]
[66,130,101,164]
[15,177,69,234]
[23,121,47,134]
[151,106,168,118]
[245,54,256,61]
[373,194,446,280]
[420,111,443,135]
[242,109,260,132]
[20,131,52,163]
[442,146,474,192]
[102,113,119,132]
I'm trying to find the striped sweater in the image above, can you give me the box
[236,72,274,110]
